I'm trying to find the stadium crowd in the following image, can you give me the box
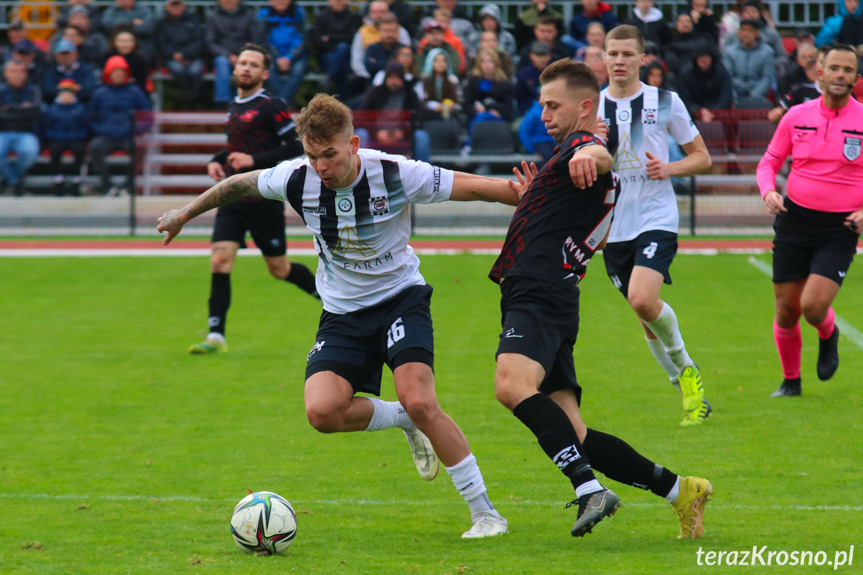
[0,0,860,195]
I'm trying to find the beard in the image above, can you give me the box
[236,76,259,90]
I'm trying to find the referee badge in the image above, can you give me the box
[843,137,861,161]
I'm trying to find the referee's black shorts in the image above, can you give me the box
[212,199,287,257]
[772,197,859,286]
[497,275,583,403]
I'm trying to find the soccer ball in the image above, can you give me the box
[230,491,297,555]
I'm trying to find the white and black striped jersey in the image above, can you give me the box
[258,149,455,313]
[599,83,700,242]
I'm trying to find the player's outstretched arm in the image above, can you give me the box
[157,170,264,244]
[449,170,525,205]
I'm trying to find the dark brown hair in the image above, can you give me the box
[238,43,273,70]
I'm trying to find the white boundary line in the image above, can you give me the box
[748,256,863,351]
[1,492,860,511]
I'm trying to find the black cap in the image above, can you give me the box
[530,41,551,56]
[384,61,405,79]
[739,18,762,29]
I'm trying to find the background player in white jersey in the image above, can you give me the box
[599,25,713,426]
[157,94,527,539]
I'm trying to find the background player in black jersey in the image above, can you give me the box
[189,43,318,355]
[490,59,713,539]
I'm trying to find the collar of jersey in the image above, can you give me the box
[234,88,266,104]
[603,81,645,103]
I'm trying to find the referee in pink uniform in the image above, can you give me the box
[757,44,863,397]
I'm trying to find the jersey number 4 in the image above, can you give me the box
[642,242,658,259]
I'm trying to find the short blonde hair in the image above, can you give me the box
[295,93,353,143]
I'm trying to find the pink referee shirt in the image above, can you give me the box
[757,96,863,212]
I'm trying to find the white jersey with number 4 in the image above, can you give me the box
[258,149,455,314]
[599,83,700,242]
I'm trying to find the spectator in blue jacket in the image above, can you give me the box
[41,39,97,103]
[155,0,205,106]
[570,0,618,44]
[364,15,405,80]
[518,99,555,163]
[87,55,150,195]
[0,59,42,195]
[815,0,863,46]
[515,41,552,115]
[259,0,307,107]
[42,79,89,195]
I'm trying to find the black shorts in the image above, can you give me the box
[305,284,435,396]
[603,230,677,297]
[772,198,859,286]
[211,200,287,257]
[497,276,582,402]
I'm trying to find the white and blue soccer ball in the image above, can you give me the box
[230,491,297,555]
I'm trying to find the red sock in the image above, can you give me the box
[773,320,802,379]
[809,307,836,340]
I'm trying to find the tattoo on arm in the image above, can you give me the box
[182,170,263,221]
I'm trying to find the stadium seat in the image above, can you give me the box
[736,120,776,155]
[425,120,462,155]
[698,121,730,158]
[737,96,774,109]
[470,121,515,155]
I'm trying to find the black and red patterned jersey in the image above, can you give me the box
[212,88,302,178]
[489,130,619,285]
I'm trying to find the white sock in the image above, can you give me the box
[645,336,680,383]
[665,476,681,503]
[645,304,693,372]
[206,332,225,342]
[364,399,414,432]
[445,454,498,520]
[575,479,604,499]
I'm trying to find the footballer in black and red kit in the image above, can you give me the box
[188,44,318,356]
[490,130,619,396]
[210,88,302,253]
[488,59,712,540]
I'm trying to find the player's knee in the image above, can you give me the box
[267,261,289,280]
[801,300,829,325]
[402,397,435,428]
[305,403,342,433]
[493,375,522,411]
[774,299,801,322]
[628,293,658,319]
[210,254,233,274]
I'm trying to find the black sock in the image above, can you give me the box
[581,428,677,498]
[285,263,318,298]
[208,272,230,336]
[513,393,595,487]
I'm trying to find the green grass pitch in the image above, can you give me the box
[1,252,861,574]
